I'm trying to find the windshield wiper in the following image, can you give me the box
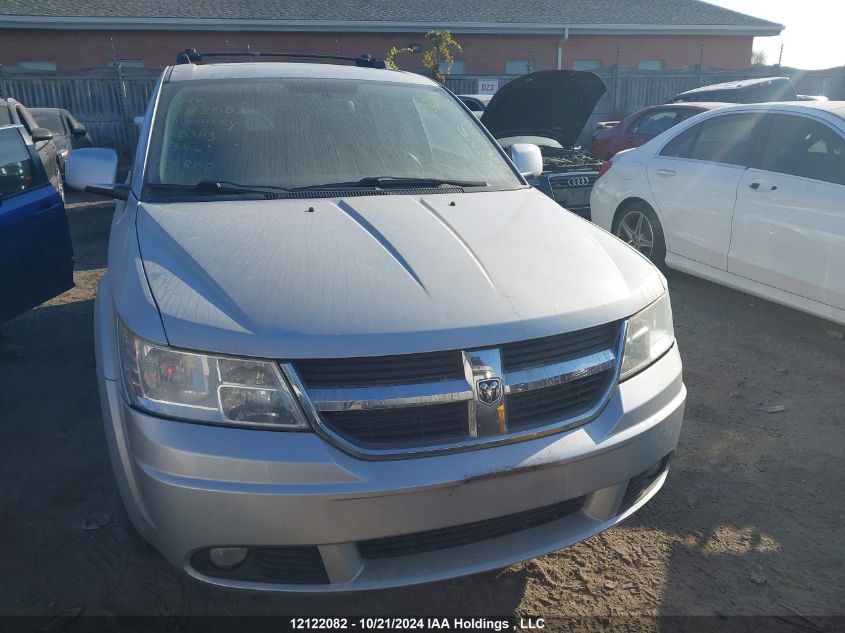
[358,176,488,188]
[146,178,488,198]
[293,176,488,191]
[146,181,291,196]
[197,180,291,194]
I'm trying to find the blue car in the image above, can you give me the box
[0,124,74,323]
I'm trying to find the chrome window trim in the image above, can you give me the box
[280,322,627,461]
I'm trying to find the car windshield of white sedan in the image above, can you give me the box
[143,78,521,197]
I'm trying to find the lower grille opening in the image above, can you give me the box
[190,546,329,585]
[358,495,587,559]
[619,453,673,513]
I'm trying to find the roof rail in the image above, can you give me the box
[175,48,387,69]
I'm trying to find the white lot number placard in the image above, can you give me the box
[477,79,499,95]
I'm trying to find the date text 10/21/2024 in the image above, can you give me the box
[289,617,547,631]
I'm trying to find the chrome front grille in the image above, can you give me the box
[546,173,598,211]
[548,173,598,190]
[501,323,617,371]
[294,350,464,387]
[283,321,623,458]
[321,401,469,448]
[507,371,612,429]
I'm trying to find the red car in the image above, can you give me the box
[589,102,727,160]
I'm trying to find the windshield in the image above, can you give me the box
[33,111,66,134]
[143,77,522,198]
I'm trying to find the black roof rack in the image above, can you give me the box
[175,48,387,69]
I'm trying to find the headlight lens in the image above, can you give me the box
[620,293,675,381]
[118,322,307,429]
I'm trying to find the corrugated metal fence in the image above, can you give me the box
[0,65,158,163]
[2,64,844,158]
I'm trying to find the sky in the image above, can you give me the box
[703,0,844,69]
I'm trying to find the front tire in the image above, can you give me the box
[612,202,666,266]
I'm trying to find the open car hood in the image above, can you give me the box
[480,70,606,148]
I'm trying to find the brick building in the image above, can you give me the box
[0,0,782,74]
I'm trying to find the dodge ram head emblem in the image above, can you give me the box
[476,378,502,406]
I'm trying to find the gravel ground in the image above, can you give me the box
[0,193,843,623]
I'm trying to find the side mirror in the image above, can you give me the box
[509,143,544,179]
[72,125,88,138]
[65,148,126,199]
[30,127,54,142]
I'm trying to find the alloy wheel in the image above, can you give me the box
[615,210,655,258]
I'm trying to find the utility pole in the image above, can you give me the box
[612,44,621,117]
[110,35,131,163]
[697,46,704,85]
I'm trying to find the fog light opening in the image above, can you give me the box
[645,459,665,479]
[619,452,673,514]
[209,547,249,570]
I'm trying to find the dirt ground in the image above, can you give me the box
[1,192,843,622]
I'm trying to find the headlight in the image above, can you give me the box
[619,293,675,381]
[118,322,307,429]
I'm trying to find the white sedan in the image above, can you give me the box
[591,101,845,325]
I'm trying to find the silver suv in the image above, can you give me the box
[66,53,685,592]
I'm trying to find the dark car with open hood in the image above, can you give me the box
[479,70,606,219]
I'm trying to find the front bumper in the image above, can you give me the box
[97,335,685,592]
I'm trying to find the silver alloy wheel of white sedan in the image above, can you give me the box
[615,209,655,257]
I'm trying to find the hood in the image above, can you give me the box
[134,189,663,359]
[481,71,606,148]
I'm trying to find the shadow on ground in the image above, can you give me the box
[635,272,844,618]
